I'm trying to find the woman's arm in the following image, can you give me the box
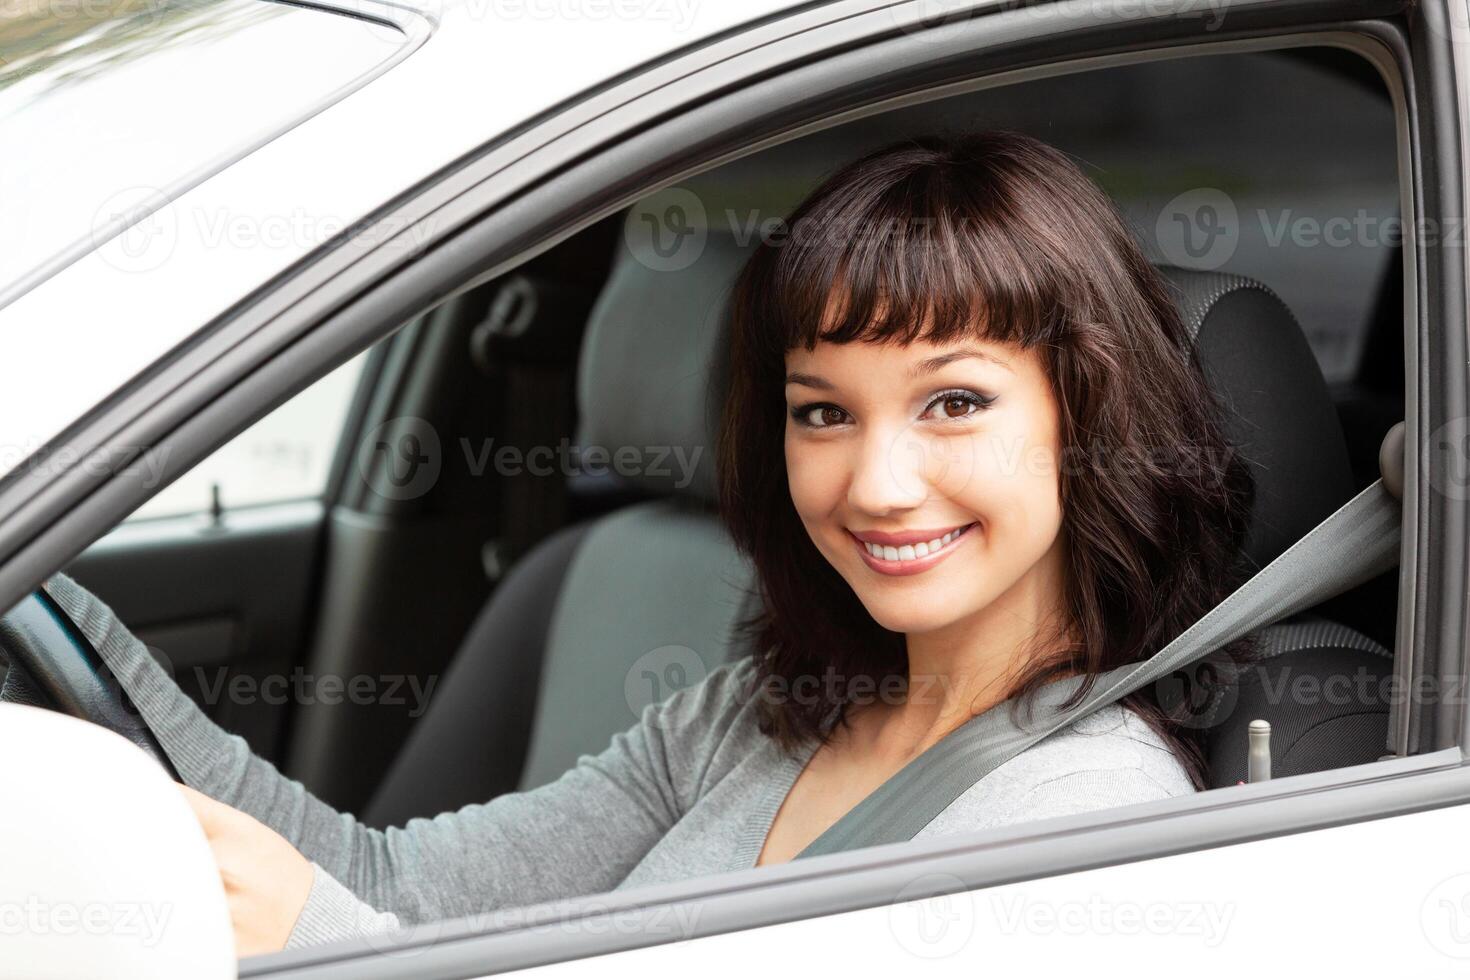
[42,572,743,948]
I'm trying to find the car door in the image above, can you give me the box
[220,0,1458,975]
[0,0,1463,976]
[60,351,375,761]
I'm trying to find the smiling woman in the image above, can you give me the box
[13,128,1264,955]
[719,131,1260,800]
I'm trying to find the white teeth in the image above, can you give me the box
[863,525,969,562]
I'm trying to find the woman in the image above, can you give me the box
[66,129,1256,955]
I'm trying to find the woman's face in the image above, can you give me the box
[783,335,1067,637]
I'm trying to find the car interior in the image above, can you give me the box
[29,44,1409,834]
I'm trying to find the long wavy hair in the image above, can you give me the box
[715,130,1259,790]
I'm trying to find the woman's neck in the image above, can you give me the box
[859,537,1073,763]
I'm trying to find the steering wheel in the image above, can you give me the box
[0,586,179,779]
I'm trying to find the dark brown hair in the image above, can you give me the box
[716,130,1258,790]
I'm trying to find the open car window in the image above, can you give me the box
[12,0,1464,973]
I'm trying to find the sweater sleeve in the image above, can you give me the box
[40,572,747,948]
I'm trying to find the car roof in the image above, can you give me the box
[0,0,807,476]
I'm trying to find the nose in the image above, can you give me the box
[846,422,930,516]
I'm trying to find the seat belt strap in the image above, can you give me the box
[795,478,1402,859]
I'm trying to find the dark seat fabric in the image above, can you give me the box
[1200,617,1393,787]
[363,223,1396,828]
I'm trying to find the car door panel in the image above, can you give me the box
[63,501,325,761]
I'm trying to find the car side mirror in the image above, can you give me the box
[0,702,235,978]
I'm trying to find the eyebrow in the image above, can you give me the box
[784,371,834,390]
[910,347,1013,378]
[783,347,1011,389]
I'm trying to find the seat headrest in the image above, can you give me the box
[1154,267,1355,573]
[577,227,758,502]
[578,215,1355,573]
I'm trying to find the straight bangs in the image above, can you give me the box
[764,153,1070,354]
[719,132,1257,790]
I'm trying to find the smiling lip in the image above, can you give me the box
[848,522,976,577]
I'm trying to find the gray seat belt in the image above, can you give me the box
[795,477,1402,859]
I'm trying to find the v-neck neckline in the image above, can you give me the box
[733,734,823,872]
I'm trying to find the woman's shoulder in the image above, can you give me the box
[637,655,769,754]
[918,703,1196,839]
[1021,702,1194,783]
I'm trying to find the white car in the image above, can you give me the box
[1,0,1466,976]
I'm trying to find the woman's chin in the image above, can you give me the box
[857,595,974,637]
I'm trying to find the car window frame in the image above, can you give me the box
[0,0,1460,975]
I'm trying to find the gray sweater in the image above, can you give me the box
[46,572,1196,950]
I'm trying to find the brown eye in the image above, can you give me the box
[942,397,971,418]
[792,403,851,428]
[921,389,994,422]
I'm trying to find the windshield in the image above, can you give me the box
[0,0,408,308]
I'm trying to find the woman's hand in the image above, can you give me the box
[178,783,315,957]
